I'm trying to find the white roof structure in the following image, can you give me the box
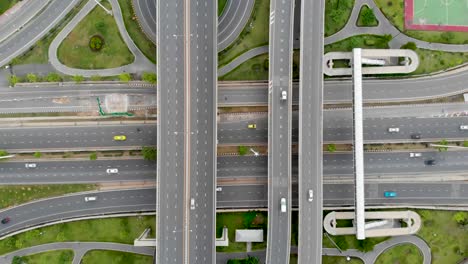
[235,229,264,242]
[352,48,365,240]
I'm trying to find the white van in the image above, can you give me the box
[25,163,36,168]
[85,196,97,202]
[190,198,195,210]
[280,198,287,213]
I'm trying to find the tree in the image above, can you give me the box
[8,75,19,87]
[47,72,62,82]
[453,211,468,226]
[142,72,157,84]
[401,41,417,50]
[34,151,42,158]
[142,146,156,161]
[437,139,449,152]
[26,73,38,83]
[356,238,375,252]
[12,256,23,264]
[89,152,97,160]
[441,31,454,42]
[360,6,377,26]
[119,73,132,82]
[238,146,248,156]
[327,144,336,152]
[334,235,349,251]
[72,75,84,83]
[0,150,9,157]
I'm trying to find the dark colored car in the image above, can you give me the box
[1,217,10,224]
[411,133,421,139]
[425,159,436,166]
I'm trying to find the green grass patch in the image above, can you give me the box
[324,34,391,53]
[416,209,467,264]
[375,243,423,264]
[412,48,468,75]
[216,211,267,252]
[219,54,269,80]
[218,0,270,67]
[375,0,468,44]
[357,5,378,27]
[322,256,363,264]
[323,233,389,252]
[57,0,134,69]
[81,250,153,264]
[20,250,73,264]
[118,0,156,64]
[10,0,88,65]
[325,0,355,37]
[0,216,155,255]
[218,0,229,16]
[0,184,96,209]
[290,254,298,264]
[0,0,18,15]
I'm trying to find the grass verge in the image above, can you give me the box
[218,0,228,16]
[119,0,156,64]
[375,243,423,264]
[218,0,269,67]
[19,250,74,264]
[57,0,134,69]
[325,0,355,37]
[325,34,391,53]
[0,216,155,255]
[216,211,267,252]
[0,184,96,209]
[81,250,153,264]
[412,48,468,75]
[357,5,378,27]
[375,0,468,44]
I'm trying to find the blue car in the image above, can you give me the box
[384,191,397,198]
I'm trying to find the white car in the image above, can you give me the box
[106,168,118,174]
[409,152,422,158]
[308,189,314,202]
[281,90,287,100]
[280,198,287,212]
[85,196,97,202]
[216,187,222,192]
[460,125,468,130]
[388,127,400,133]
[25,163,36,168]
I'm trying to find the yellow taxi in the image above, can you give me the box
[113,135,127,141]
[247,123,256,129]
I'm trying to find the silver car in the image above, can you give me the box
[308,190,314,202]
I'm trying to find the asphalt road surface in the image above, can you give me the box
[156,0,186,262]
[0,124,156,151]
[298,0,324,262]
[218,0,254,51]
[0,160,155,184]
[218,112,468,144]
[0,188,155,237]
[266,0,295,262]
[187,0,217,262]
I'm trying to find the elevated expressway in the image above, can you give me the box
[298,0,324,262]
[266,0,295,263]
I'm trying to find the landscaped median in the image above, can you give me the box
[81,250,153,264]
[13,250,74,264]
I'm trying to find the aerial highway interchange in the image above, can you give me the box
[0,0,466,263]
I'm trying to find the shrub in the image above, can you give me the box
[34,152,42,158]
[89,35,104,51]
[401,42,417,50]
[8,75,18,87]
[89,152,97,160]
[238,146,248,156]
[73,75,85,83]
[26,73,37,83]
[46,72,62,82]
[327,144,336,152]
[90,75,102,81]
[142,72,157,84]
[119,73,132,82]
